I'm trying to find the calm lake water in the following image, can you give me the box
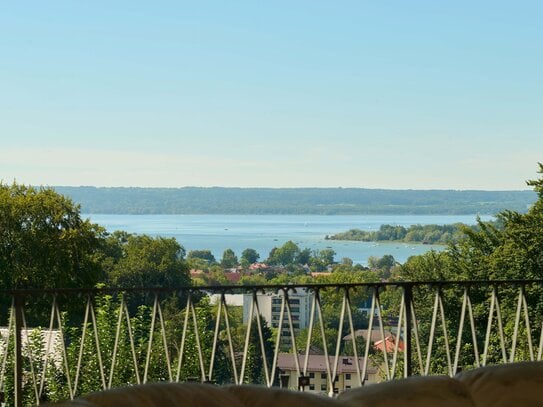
[85,214,493,266]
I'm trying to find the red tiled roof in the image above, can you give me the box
[373,336,405,352]
[249,263,268,270]
[343,329,393,342]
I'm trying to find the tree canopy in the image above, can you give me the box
[241,248,259,264]
[187,249,216,264]
[327,223,481,245]
[104,232,190,288]
[266,241,301,266]
[0,183,193,291]
[398,163,543,281]
[0,183,105,289]
[220,248,238,268]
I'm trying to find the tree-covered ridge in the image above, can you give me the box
[53,186,536,215]
[400,162,543,282]
[326,222,495,245]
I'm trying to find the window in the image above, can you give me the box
[309,372,315,378]
[289,299,300,304]
[345,373,351,380]
[309,385,315,391]
[321,373,327,379]
[321,384,327,391]
[345,385,351,389]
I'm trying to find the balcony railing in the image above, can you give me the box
[1,280,542,406]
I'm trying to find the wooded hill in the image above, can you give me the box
[53,186,536,215]
[327,223,483,245]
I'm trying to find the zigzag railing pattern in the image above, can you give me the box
[0,280,542,406]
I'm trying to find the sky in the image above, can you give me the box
[1,1,542,190]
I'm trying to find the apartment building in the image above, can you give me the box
[242,290,313,338]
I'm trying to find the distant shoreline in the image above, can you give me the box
[327,237,447,246]
[54,186,536,216]
[85,213,465,265]
[326,222,487,245]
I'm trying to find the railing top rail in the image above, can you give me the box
[2,279,543,296]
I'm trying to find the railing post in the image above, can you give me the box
[404,284,413,377]
[14,294,23,407]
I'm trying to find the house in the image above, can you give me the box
[248,262,269,271]
[343,329,404,353]
[342,328,393,343]
[373,335,404,353]
[276,353,379,395]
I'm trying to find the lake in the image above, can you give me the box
[85,214,493,265]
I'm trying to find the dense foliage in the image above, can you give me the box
[391,164,543,373]
[399,163,543,281]
[54,186,536,215]
[2,295,240,404]
[0,183,106,289]
[327,223,489,245]
[0,183,191,292]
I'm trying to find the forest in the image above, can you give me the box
[326,222,497,245]
[53,186,536,215]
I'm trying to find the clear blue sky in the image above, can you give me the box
[1,1,542,189]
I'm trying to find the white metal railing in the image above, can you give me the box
[0,280,542,406]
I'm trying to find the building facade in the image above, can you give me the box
[276,353,379,395]
[242,290,313,338]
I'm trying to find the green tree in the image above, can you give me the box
[341,257,353,267]
[0,183,106,289]
[187,250,216,264]
[318,248,336,265]
[368,254,397,278]
[206,265,230,285]
[392,164,543,372]
[243,316,275,385]
[296,248,312,265]
[186,257,211,272]
[240,258,250,270]
[220,249,238,269]
[295,323,337,356]
[241,248,260,264]
[105,234,190,289]
[267,241,300,266]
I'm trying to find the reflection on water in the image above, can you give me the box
[86,214,493,265]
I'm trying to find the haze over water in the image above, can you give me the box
[87,214,493,265]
